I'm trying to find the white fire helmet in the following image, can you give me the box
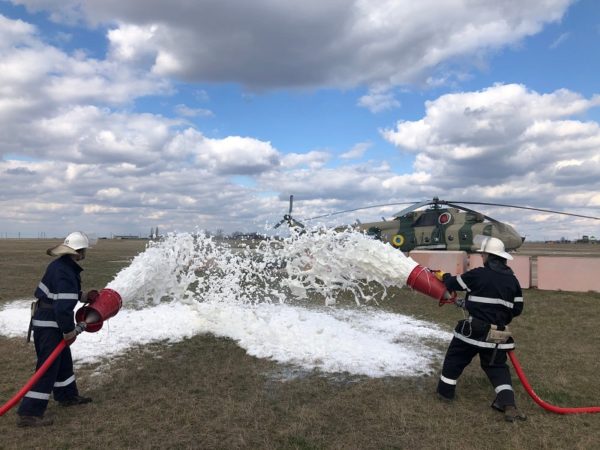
[47,231,93,256]
[64,231,90,250]
[475,235,513,260]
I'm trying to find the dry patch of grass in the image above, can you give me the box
[1,240,600,449]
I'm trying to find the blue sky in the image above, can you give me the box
[1,0,599,240]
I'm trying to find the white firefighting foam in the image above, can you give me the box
[0,230,450,377]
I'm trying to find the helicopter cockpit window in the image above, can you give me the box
[367,227,382,241]
[465,212,485,223]
[412,212,439,227]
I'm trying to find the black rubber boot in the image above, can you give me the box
[436,391,454,402]
[504,405,527,422]
[59,395,92,407]
[490,400,504,413]
[17,415,54,427]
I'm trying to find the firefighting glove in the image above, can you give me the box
[455,297,466,308]
[81,289,99,304]
[433,270,446,282]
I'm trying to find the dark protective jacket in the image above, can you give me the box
[32,255,82,334]
[442,257,523,327]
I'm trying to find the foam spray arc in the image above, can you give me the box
[276,227,455,305]
[0,289,122,416]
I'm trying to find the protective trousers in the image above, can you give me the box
[436,337,516,407]
[17,328,79,417]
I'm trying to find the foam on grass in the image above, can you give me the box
[0,230,449,377]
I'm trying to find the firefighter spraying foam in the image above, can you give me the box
[433,236,527,422]
[14,232,100,427]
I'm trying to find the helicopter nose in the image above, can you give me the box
[504,231,523,250]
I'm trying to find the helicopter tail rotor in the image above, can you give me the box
[274,195,305,229]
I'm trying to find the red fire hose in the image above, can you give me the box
[508,351,600,414]
[0,340,68,416]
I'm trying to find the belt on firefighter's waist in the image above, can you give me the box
[464,316,513,344]
[38,299,54,309]
[468,316,507,331]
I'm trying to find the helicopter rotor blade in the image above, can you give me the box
[442,201,501,223]
[306,201,416,221]
[289,218,305,229]
[446,201,600,221]
[392,200,438,218]
[273,219,287,229]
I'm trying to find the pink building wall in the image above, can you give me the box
[467,254,531,289]
[467,253,484,270]
[408,251,531,288]
[406,251,600,292]
[537,257,600,293]
[508,256,532,289]
[408,250,467,275]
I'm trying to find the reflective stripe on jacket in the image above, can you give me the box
[33,255,83,334]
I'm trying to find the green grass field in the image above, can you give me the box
[1,239,600,449]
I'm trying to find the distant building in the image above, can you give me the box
[575,235,597,244]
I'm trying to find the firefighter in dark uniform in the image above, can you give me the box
[434,236,526,422]
[17,232,98,427]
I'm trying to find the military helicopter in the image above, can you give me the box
[274,196,600,252]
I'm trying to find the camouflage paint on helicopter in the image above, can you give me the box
[355,207,523,252]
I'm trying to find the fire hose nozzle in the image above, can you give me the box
[75,288,122,333]
[406,265,456,305]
